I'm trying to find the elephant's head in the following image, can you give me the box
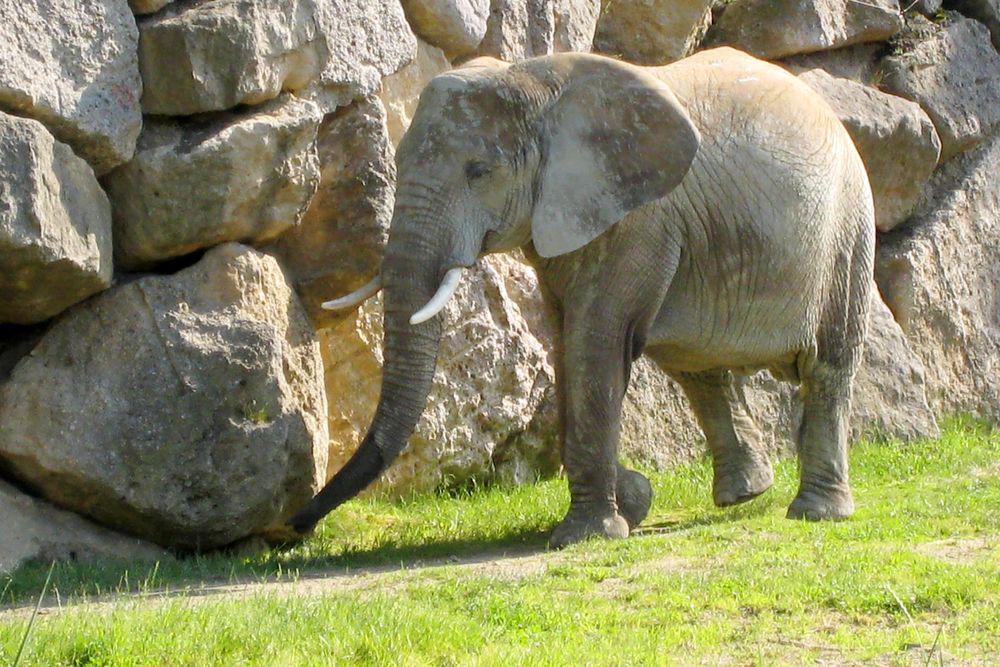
[288,53,700,533]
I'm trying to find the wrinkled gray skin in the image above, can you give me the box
[290,48,875,548]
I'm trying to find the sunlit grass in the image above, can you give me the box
[1,418,997,664]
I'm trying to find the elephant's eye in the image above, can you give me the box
[465,160,491,181]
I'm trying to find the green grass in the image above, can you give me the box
[1,419,998,665]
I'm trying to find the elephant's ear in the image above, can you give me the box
[531,57,700,258]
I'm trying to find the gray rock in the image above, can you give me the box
[267,98,395,329]
[949,0,1000,49]
[1,480,168,575]
[707,0,904,59]
[798,69,941,231]
[401,0,490,60]
[479,0,557,60]
[104,95,322,270]
[0,0,142,174]
[0,113,113,325]
[138,0,416,115]
[553,0,601,53]
[880,13,1000,162]
[594,0,715,65]
[0,244,328,549]
[875,134,1000,420]
[477,0,598,60]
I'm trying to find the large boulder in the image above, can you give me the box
[780,43,883,85]
[949,0,1000,49]
[880,13,1000,163]
[0,113,113,325]
[400,0,490,60]
[104,95,322,270]
[138,0,416,115]
[707,0,903,59]
[593,0,714,65]
[0,0,142,174]
[268,98,395,329]
[1,480,167,575]
[321,254,558,494]
[797,69,941,231]
[0,244,328,549]
[875,134,1000,420]
[380,39,453,147]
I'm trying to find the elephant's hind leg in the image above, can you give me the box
[787,229,873,521]
[616,463,653,529]
[670,368,774,507]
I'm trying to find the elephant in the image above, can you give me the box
[288,47,875,549]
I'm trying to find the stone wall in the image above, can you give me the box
[1,0,997,568]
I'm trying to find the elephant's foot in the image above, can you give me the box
[616,467,653,529]
[712,455,774,507]
[549,506,629,549]
[786,485,854,521]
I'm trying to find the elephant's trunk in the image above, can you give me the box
[288,218,458,534]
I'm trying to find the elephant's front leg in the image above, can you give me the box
[549,323,634,549]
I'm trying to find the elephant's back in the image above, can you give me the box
[645,48,873,373]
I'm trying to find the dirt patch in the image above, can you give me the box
[915,537,995,564]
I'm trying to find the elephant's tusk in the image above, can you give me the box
[321,275,382,311]
[410,268,464,325]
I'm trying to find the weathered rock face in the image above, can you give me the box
[552,0,601,53]
[797,69,941,231]
[875,134,1000,420]
[594,0,714,65]
[401,0,490,60]
[477,0,600,60]
[380,40,452,147]
[950,0,1000,49]
[0,244,328,549]
[322,254,558,494]
[105,95,322,270]
[0,0,142,174]
[138,0,416,115]
[0,113,113,325]
[267,98,395,329]
[880,13,1000,163]
[0,480,167,575]
[708,0,903,59]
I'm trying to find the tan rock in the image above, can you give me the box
[401,0,490,60]
[880,13,1000,163]
[267,98,395,329]
[380,40,453,147]
[128,0,171,14]
[138,0,416,115]
[0,0,141,174]
[875,134,1000,419]
[0,244,328,550]
[797,69,941,231]
[780,43,883,83]
[0,113,112,325]
[707,0,903,59]
[104,95,322,270]
[594,0,714,65]
[478,0,599,60]
[1,480,167,576]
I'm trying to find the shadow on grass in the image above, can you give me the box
[1,526,552,613]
